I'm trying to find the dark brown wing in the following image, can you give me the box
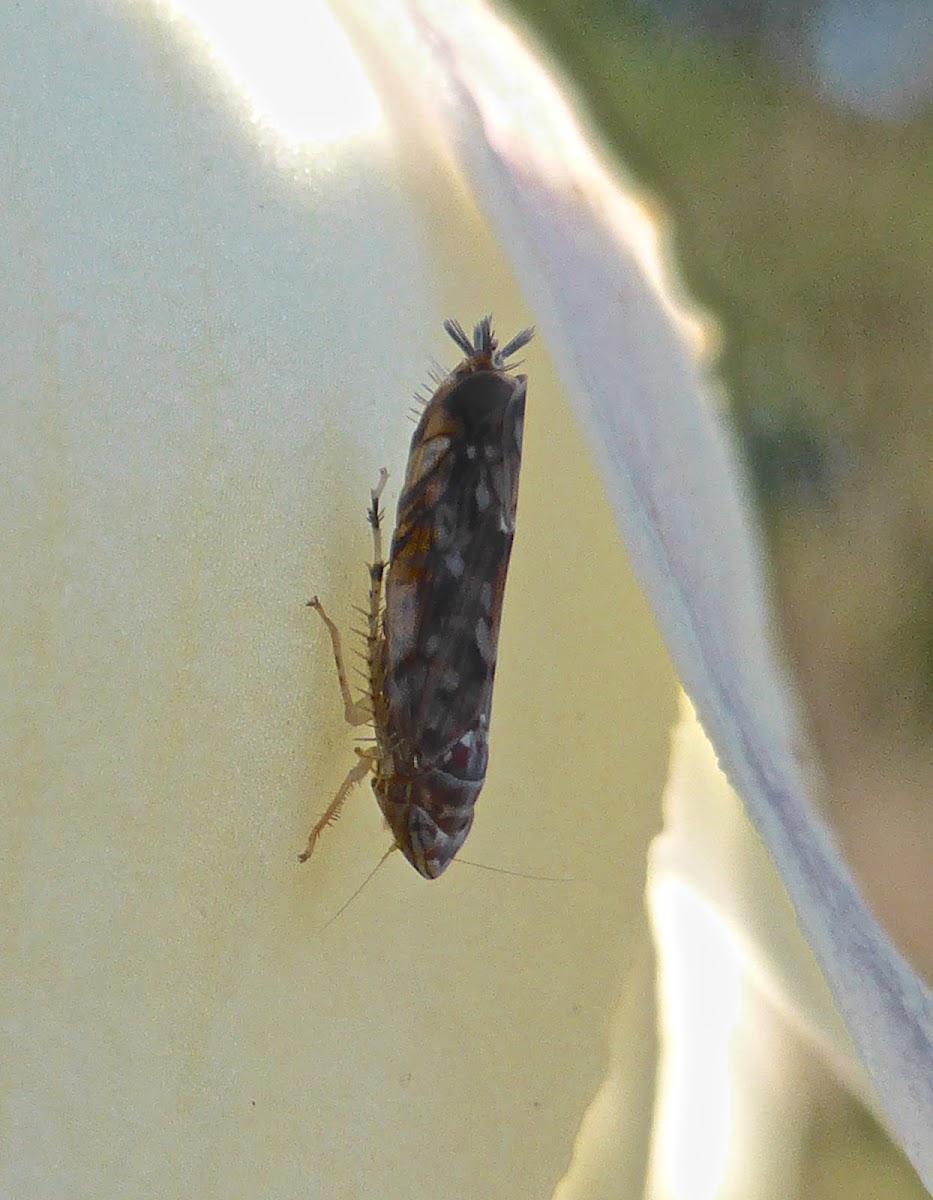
[382,367,526,765]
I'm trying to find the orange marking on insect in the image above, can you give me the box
[302,316,533,878]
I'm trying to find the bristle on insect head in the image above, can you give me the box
[443,315,535,370]
[410,369,446,420]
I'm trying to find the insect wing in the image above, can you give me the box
[383,366,526,766]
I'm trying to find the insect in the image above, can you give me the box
[302,315,534,878]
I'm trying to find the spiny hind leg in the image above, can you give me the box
[301,469,389,864]
[302,604,374,860]
[308,469,388,727]
[308,596,371,727]
[299,748,377,863]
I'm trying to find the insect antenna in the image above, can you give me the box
[453,857,572,883]
[317,843,398,933]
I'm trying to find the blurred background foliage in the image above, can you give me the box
[503,1,931,1195]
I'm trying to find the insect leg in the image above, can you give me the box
[366,468,389,651]
[308,597,372,727]
[299,748,377,862]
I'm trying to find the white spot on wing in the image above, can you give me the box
[434,505,456,546]
[512,408,524,452]
[444,550,465,578]
[475,617,495,665]
[413,435,451,478]
[386,582,418,669]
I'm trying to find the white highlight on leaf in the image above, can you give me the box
[648,878,741,1199]
[644,699,869,1198]
[168,0,383,147]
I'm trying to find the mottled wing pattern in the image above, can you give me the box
[383,366,526,765]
